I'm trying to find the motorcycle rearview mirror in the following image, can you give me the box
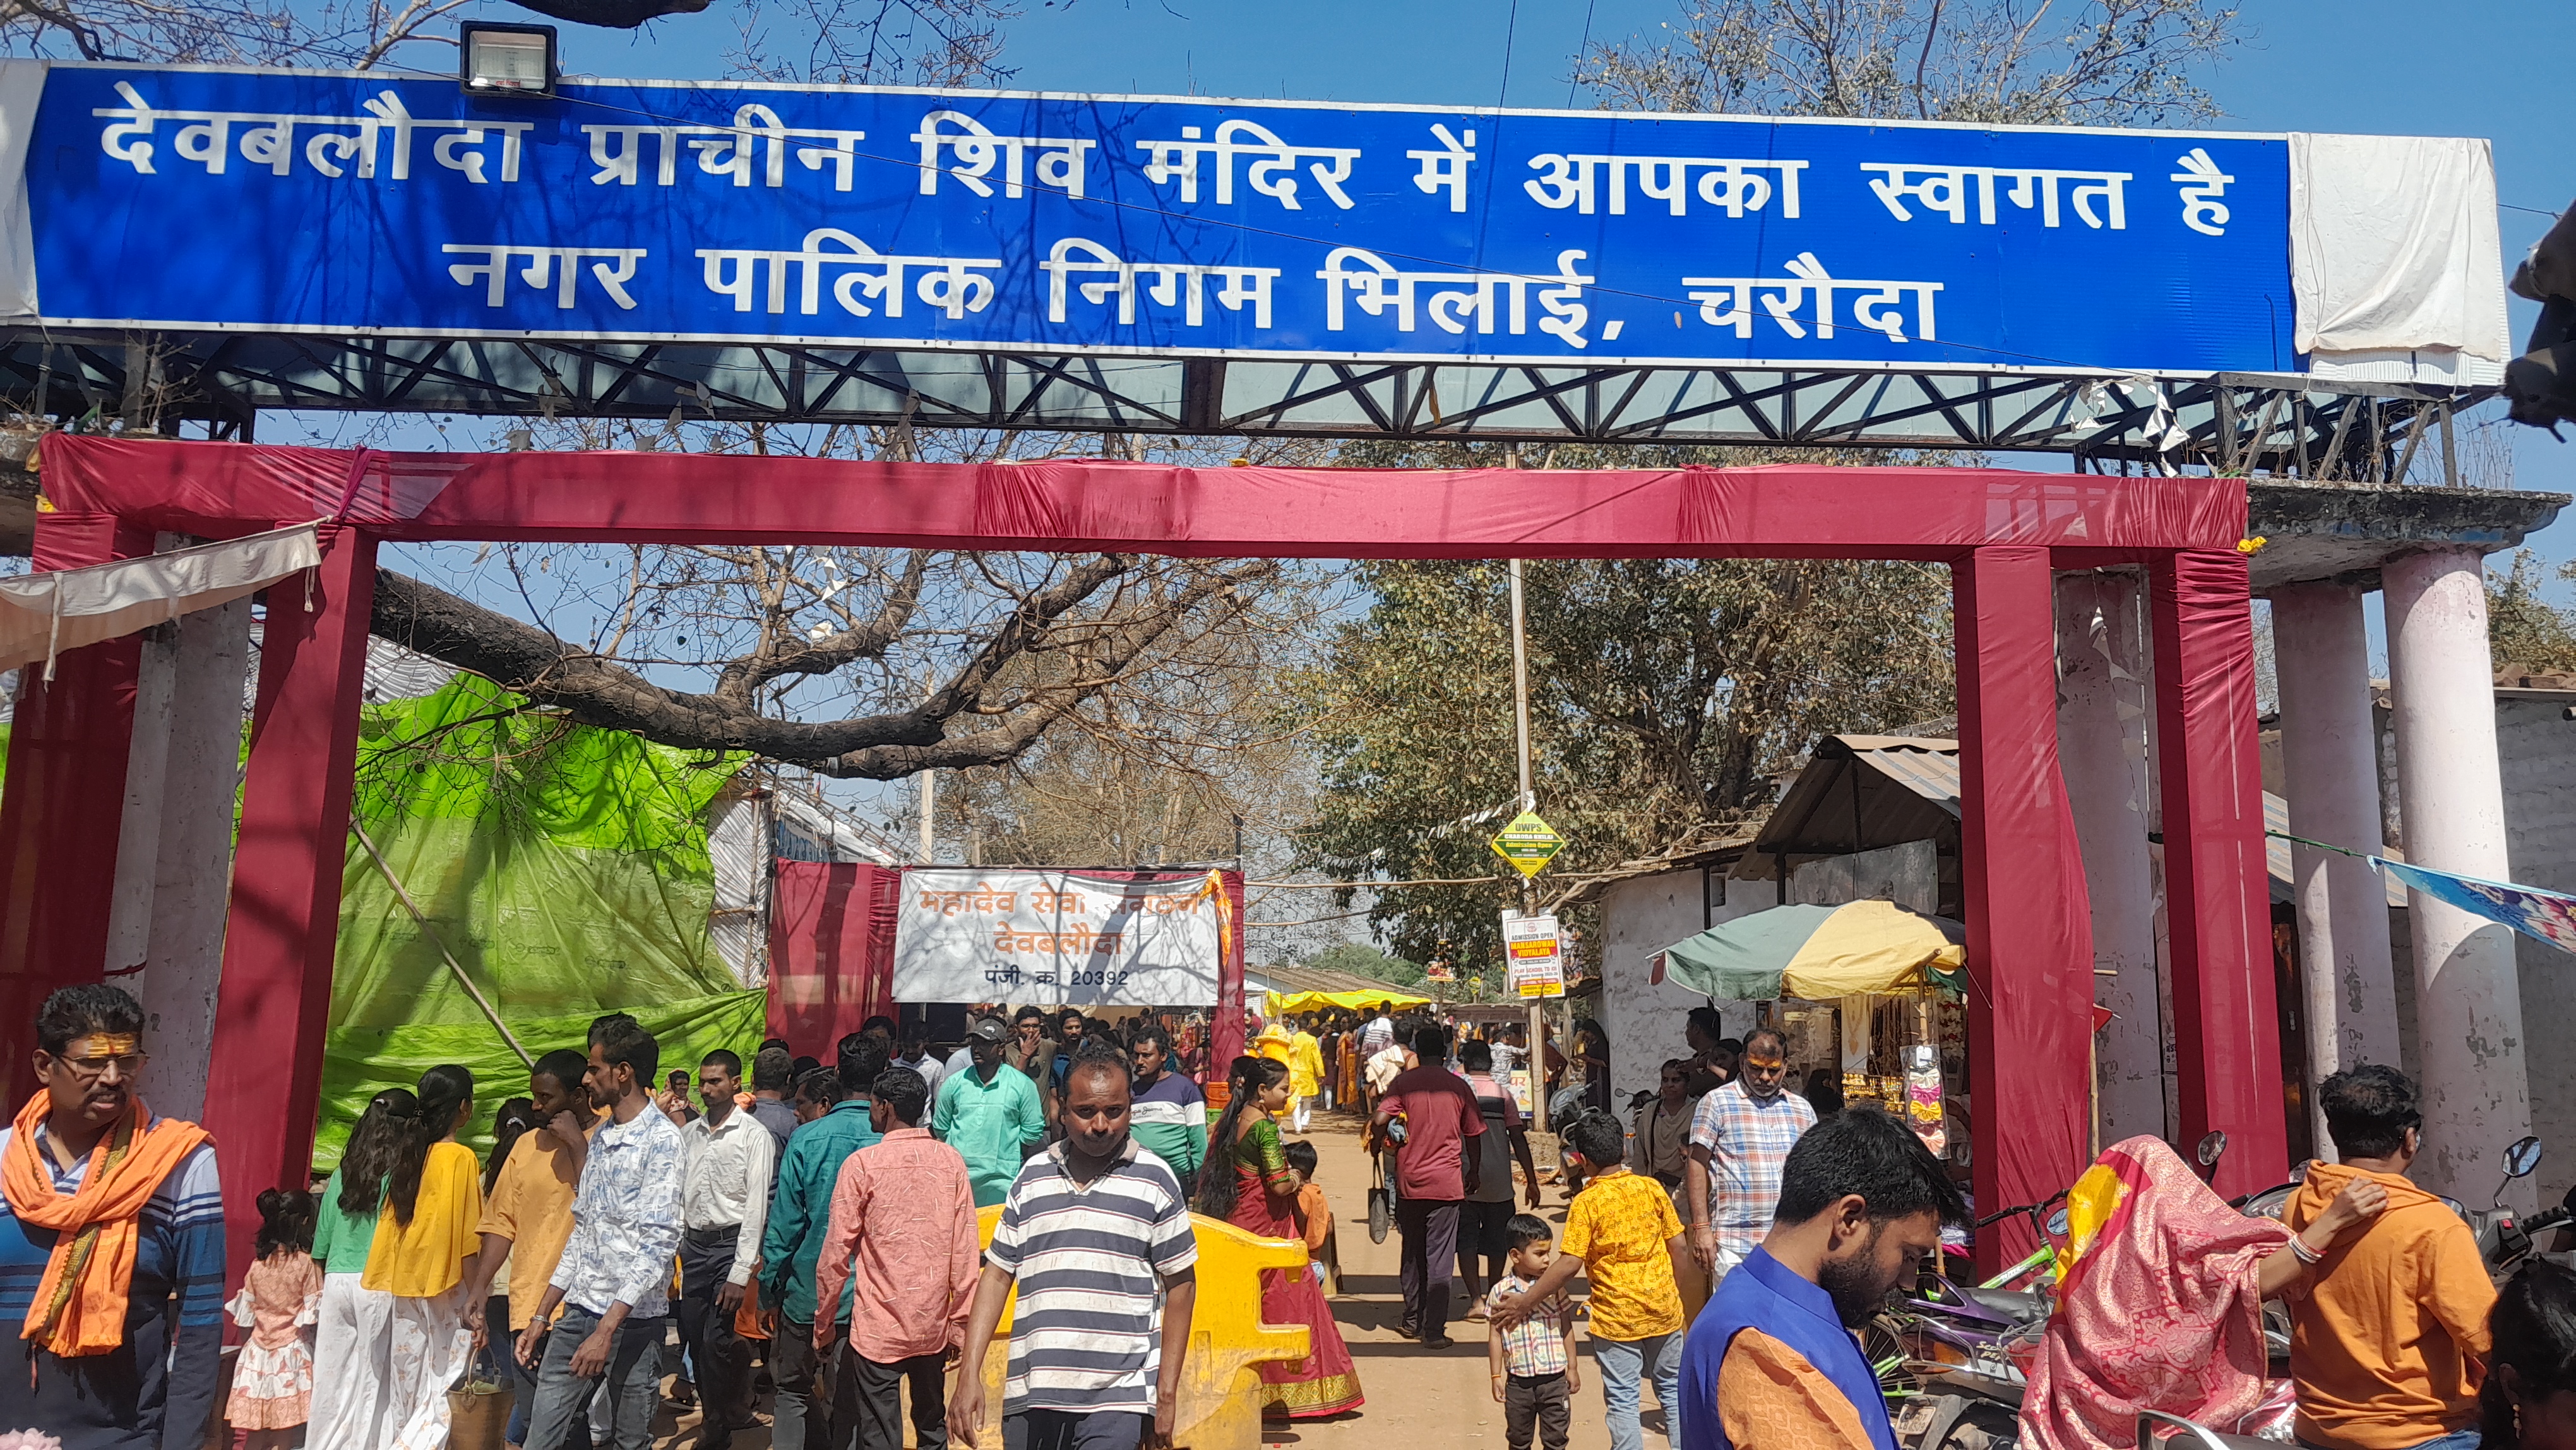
[2046,1204,2070,1238]
[2495,1135,2545,1212]
[2197,1130,2229,1168]
[2506,1135,2544,1180]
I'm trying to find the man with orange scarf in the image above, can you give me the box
[0,984,224,1447]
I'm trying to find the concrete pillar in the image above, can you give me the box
[93,537,253,1122]
[2383,547,2532,1203]
[2270,582,2402,1157]
[2056,570,2165,1147]
[140,598,251,1120]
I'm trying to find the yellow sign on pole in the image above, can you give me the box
[1488,810,1565,878]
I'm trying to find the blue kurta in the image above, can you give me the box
[0,1116,226,1450]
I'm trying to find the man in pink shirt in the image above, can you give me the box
[814,1065,982,1450]
[1370,1022,1484,1349]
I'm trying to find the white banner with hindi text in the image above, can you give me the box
[892,868,1226,1005]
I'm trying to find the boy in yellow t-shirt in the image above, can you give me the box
[1496,1113,1687,1450]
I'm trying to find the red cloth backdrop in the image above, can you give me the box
[765,861,899,1054]
[0,513,153,1108]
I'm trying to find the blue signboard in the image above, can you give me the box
[22,64,2296,374]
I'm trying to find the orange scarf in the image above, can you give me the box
[0,1093,212,1357]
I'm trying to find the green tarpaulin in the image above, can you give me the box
[318,676,760,1168]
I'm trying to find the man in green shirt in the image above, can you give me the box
[760,1033,886,1450]
[1128,1022,1208,1199]
[932,1017,1046,1207]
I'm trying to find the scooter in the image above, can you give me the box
[2471,1135,2560,1273]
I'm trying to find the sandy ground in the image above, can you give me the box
[518,1106,1676,1450]
[1263,1110,1664,1450]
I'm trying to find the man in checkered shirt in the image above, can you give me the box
[1681,1027,1816,1286]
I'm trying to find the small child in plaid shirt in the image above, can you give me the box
[1488,1214,1580,1450]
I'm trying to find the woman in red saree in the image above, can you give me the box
[2020,1135,2387,1450]
[1196,1055,1364,1418]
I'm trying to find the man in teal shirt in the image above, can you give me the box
[931,1017,1046,1207]
[760,1033,885,1450]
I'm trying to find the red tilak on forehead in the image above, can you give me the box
[1743,1052,1787,1069]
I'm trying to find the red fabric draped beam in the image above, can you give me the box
[1954,548,2097,1268]
[2152,549,2288,1199]
[35,439,2248,558]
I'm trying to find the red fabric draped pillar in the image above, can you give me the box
[0,513,155,1107]
[1955,547,2096,1270]
[203,530,378,1291]
[766,861,899,1054]
[2150,549,2286,1198]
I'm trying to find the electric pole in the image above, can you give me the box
[1509,553,1546,1135]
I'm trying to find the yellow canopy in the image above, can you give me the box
[1656,899,1964,1001]
[1263,988,1431,1016]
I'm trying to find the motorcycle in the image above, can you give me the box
[1892,1130,2278,1450]
[2467,1135,2560,1273]
[2137,1408,2278,1450]
[2235,1132,2558,1275]
[1887,1184,2079,1450]
[1898,1132,2565,1450]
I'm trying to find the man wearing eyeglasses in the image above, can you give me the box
[0,983,225,1448]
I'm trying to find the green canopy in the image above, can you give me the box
[319,676,763,1167]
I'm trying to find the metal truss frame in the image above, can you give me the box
[0,327,2490,482]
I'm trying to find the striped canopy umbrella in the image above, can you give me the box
[1650,899,1965,1000]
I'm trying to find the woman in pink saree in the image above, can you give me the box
[2019,1136,2387,1450]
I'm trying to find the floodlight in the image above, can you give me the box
[460,23,558,99]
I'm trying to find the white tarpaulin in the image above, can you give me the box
[0,522,319,674]
[2291,133,2510,384]
[893,868,1225,1006]
[0,62,42,322]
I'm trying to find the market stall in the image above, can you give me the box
[1655,899,1964,1156]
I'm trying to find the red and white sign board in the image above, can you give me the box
[1504,914,1565,999]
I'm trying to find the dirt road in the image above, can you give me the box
[1275,1110,1669,1450]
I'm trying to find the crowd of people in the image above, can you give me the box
[11,980,2576,1450]
[0,988,1267,1450]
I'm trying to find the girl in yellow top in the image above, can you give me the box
[362,1064,483,1449]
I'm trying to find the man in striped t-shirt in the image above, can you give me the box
[951,1048,1200,1450]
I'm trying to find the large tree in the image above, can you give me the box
[370,425,1330,781]
[1289,443,1955,968]
[0,0,1030,99]
[1287,0,2250,968]
[1577,0,2241,126]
